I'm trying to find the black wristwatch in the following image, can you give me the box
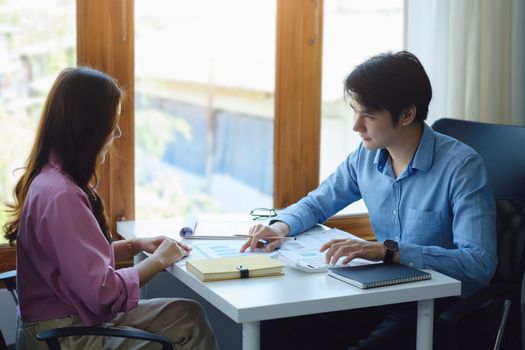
[383,239,399,263]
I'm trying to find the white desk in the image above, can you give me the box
[117,219,461,350]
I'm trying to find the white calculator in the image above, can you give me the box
[279,249,329,273]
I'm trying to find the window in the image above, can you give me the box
[0,0,76,245]
[320,0,404,215]
[135,0,276,218]
[1,0,380,272]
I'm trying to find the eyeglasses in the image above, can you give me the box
[250,208,277,221]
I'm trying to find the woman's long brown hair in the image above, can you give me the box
[3,67,122,245]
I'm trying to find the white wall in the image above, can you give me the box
[0,289,17,346]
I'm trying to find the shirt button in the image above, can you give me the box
[409,263,414,267]
[393,182,398,187]
[392,209,397,215]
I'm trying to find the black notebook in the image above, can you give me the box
[328,263,431,289]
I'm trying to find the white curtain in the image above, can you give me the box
[406,0,525,126]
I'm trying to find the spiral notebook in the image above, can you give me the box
[328,263,431,289]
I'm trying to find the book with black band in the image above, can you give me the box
[186,255,284,282]
[328,263,431,289]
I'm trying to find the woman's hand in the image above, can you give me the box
[319,239,387,265]
[135,236,183,254]
[135,237,192,287]
[151,238,192,266]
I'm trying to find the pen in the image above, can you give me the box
[260,236,295,241]
[257,237,296,248]
[233,234,296,241]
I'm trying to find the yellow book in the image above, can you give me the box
[186,255,285,281]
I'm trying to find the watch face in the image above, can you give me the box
[384,239,398,250]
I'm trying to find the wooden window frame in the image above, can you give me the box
[77,0,135,238]
[1,0,373,274]
[275,0,374,240]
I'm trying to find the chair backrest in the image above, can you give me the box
[1,329,8,350]
[432,118,525,285]
[0,270,18,306]
[432,118,525,200]
[0,270,17,350]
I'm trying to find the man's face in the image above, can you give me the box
[350,98,398,151]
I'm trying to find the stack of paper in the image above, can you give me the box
[179,217,257,239]
[186,255,284,281]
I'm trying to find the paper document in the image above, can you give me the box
[279,248,375,269]
[277,228,376,270]
[180,218,264,239]
[190,241,279,260]
[279,228,361,251]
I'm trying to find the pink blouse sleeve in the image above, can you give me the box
[38,190,139,321]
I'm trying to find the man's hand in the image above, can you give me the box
[240,221,290,253]
[320,239,389,265]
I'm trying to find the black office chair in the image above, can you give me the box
[0,331,10,350]
[0,270,173,350]
[432,118,525,350]
[1,270,17,350]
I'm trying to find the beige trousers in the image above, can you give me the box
[17,298,219,350]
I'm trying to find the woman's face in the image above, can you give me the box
[99,103,122,164]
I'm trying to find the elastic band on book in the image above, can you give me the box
[237,265,250,279]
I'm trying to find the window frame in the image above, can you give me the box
[274,0,374,239]
[0,0,373,274]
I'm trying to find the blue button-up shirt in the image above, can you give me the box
[275,123,497,295]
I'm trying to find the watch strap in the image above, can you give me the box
[383,240,398,263]
[383,248,394,263]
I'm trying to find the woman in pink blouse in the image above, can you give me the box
[3,67,218,349]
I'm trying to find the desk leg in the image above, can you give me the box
[242,321,260,350]
[416,299,434,350]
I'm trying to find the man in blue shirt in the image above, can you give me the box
[241,51,497,349]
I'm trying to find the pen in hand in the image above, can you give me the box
[254,236,295,248]
[234,234,295,239]
[236,234,295,250]
[240,223,295,252]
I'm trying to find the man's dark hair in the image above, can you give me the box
[344,51,432,125]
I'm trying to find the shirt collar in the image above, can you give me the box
[373,122,435,173]
[410,122,434,171]
[373,147,389,172]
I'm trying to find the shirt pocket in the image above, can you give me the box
[404,207,444,245]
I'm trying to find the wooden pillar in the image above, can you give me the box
[77,0,135,236]
[274,0,324,208]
